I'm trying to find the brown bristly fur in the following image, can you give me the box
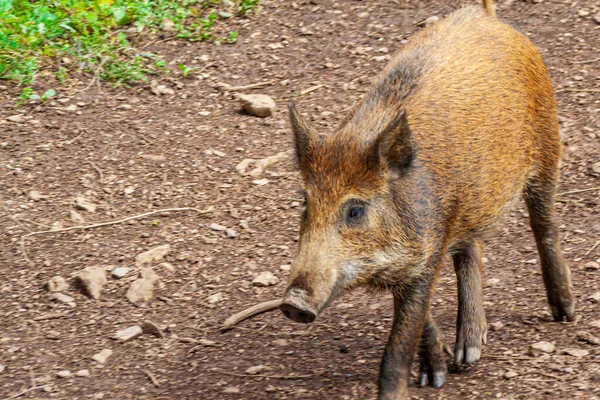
[281,2,573,399]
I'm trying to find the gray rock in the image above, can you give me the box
[115,326,143,342]
[111,267,131,279]
[489,321,504,331]
[135,244,171,266]
[207,292,223,304]
[75,369,90,377]
[51,292,75,305]
[75,196,97,213]
[7,114,24,122]
[70,210,85,223]
[209,223,227,231]
[29,190,42,201]
[45,276,68,293]
[529,341,555,356]
[226,229,238,238]
[252,271,279,287]
[126,268,159,303]
[238,94,276,118]
[56,370,71,378]
[223,387,240,394]
[504,370,518,379]
[245,365,267,375]
[75,267,107,299]
[562,348,589,358]
[486,278,501,286]
[92,349,112,364]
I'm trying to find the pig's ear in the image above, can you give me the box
[368,110,413,180]
[289,100,319,166]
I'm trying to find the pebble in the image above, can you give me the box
[126,268,159,303]
[75,369,90,377]
[152,85,175,96]
[142,154,166,162]
[0,364,5,374]
[70,210,85,223]
[271,339,288,347]
[245,365,267,375]
[417,15,439,27]
[489,321,504,331]
[576,331,600,345]
[588,292,600,303]
[280,264,291,272]
[486,278,501,286]
[74,196,97,213]
[223,387,240,394]
[111,267,131,279]
[115,326,143,342]
[208,293,223,304]
[135,244,171,266]
[92,349,113,364]
[562,348,589,358]
[226,229,238,238]
[75,267,107,300]
[590,320,600,329]
[504,370,518,379]
[209,223,228,231]
[237,94,276,118]
[56,370,71,378]
[529,341,555,356]
[51,292,76,305]
[46,330,62,340]
[584,261,600,270]
[45,276,68,293]
[159,262,176,272]
[252,271,279,287]
[29,190,42,201]
[7,114,24,123]
[252,178,269,186]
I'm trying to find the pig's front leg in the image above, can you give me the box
[418,313,449,388]
[378,278,435,400]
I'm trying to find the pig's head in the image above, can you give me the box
[280,101,432,323]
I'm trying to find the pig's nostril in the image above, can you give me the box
[279,301,316,323]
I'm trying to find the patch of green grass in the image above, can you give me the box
[0,0,260,91]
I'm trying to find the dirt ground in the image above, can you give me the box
[1,0,599,399]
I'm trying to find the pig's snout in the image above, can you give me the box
[279,293,317,323]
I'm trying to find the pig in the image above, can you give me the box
[279,0,575,398]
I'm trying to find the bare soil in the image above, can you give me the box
[1,1,599,399]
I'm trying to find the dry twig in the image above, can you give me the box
[555,88,600,94]
[221,299,282,331]
[573,57,600,64]
[143,370,160,388]
[1,385,49,400]
[299,84,324,96]
[88,161,104,184]
[556,187,600,196]
[20,206,214,265]
[217,81,274,91]
[214,368,311,380]
[584,240,600,257]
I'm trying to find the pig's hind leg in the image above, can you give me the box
[453,239,488,365]
[418,313,449,388]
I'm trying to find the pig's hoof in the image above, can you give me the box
[454,319,487,365]
[550,302,576,322]
[418,360,446,388]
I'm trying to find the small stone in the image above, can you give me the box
[486,278,501,286]
[29,190,42,201]
[226,229,238,238]
[92,349,113,364]
[75,267,107,300]
[70,210,85,223]
[141,321,164,338]
[74,196,97,213]
[245,365,267,375]
[223,387,240,394]
[562,348,589,358]
[209,223,227,231]
[489,321,504,331]
[576,331,600,345]
[578,9,590,17]
[0,364,5,374]
[152,85,175,96]
[271,339,288,347]
[280,264,291,272]
[237,94,276,118]
[417,15,439,27]
[573,75,585,81]
[159,262,175,272]
[7,114,24,122]
[162,19,175,31]
[504,370,518,379]
[115,326,143,342]
[529,341,555,356]
[51,292,75,305]
[75,369,90,377]
[590,320,600,329]
[594,13,600,24]
[111,267,131,279]
[588,292,600,303]
[142,154,166,162]
[213,150,226,157]
[585,261,600,270]
[208,293,223,304]
[45,276,68,293]
[135,244,171,266]
[252,271,279,287]
[126,268,159,303]
[46,330,62,340]
[56,370,71,378]
[252,178,269,186]
[592,162,600,174]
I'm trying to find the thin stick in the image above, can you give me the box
[79,56,109,93]
[214,369,311,380]
[1,385,49,400]
[585,240,600,257]
[143,370,160,388]
[484,355,536,361]
[299,84,324,96]
[218,81,274,91]
[573,57,600,64]
[221,299,282,331]
[88,161,104,184]
[33,312,69,321]
[555,88,600,94]
[556,187,600,196]
[20,206,214,266]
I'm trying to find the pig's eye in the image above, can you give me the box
[345,202,366,224]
